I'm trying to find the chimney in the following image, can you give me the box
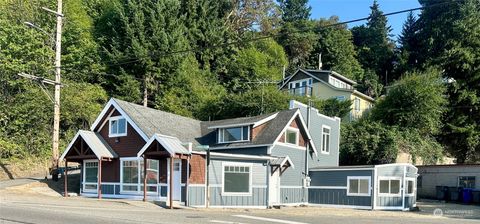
[318,53,323,70]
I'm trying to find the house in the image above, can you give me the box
[279,68,374,121]
[59,98,417,210]
[416,164,480,199]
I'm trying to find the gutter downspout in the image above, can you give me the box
[303,100,312,203]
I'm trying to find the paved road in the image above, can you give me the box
[0,177,45,190]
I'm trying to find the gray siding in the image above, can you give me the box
[376,166,404,177]
[208,159,267,186]
[309,189,372,207]
[213,147,269,155]
[271,145,305,186]
[187,186,205,206]
[292,101,341,167]
[281,188,306,204]
[209,187,267,206]
[309,170,373,186]
[404,196,415,208]
[377,196,402,207]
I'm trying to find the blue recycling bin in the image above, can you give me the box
[462,188,473,203]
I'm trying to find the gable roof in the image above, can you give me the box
[137,134,191,157]
[60,130,117,160]
[206,112,278,129]
[304,69,357,85]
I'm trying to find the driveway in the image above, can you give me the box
[0,181,479,224]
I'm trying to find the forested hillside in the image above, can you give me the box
[0,0,478,165]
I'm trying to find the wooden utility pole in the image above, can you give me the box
[52,0,63,171]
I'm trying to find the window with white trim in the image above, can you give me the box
[321,126,330,154]
[406,179,415,196]
[285,128,299,145]
[354,98,361,111]
[223,163,251,195]
[121,158,159,193]
[379,178,401,196]
[218,126,249,143]
[109,116,127,137]
[83,161,98,192]
[347,176,371,196]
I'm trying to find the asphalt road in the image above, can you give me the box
[0,184,479,224]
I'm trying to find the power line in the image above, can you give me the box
[62,0,457,69]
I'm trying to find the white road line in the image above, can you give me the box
[210,220,249,224]
[232,215,309,224]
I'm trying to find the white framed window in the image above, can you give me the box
[222,162,252,196]
[321,125,330,154]
[378,177,402,197]
[347,176,371,196]
[354,98,361,111]
[335,96,346,101]
[458,176,475,188]
[405,178,416,196]
[218,126,250,143]
[120,158,159,194]
[285,127,299,145]
[109,116,127,137]
[288,78,312,96]
[83,160,98,193]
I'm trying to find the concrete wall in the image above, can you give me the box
[417,165,480,198]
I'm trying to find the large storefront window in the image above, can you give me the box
[121,158,159,193]
[223,163,251,195]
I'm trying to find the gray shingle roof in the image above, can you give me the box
[113,98,203,146]
[60,130,117,160]
[205,112,277,128]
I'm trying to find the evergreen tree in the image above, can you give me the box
[396,11,419,76]
[277,0,311,23]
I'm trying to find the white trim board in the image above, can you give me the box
[307,203,372,210]
[308,186,347,190]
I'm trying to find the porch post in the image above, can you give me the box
[64,159,68,197]
[143,155,147,202]
[98,157,102,199]
[169,155,174,209]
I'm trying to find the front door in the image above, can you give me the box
[172,160,182,201]
[269,169,281,205]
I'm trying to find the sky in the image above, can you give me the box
[308,0,421,39]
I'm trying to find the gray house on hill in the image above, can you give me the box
[60,98,417,210]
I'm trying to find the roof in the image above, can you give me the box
[112,98,204,146]
[271,156,295,169]
[304,69,357,85]
[60,130,117,160]
[203,109,299,149]
[137,134,191,157]
[206,112,278,129]
[310,165,375,171]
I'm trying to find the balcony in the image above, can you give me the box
[287,86,312,97]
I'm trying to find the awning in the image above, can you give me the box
[60,130,117,160]
[137,133,191,158]
[270,156,294,169]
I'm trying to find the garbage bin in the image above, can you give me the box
[436,186,448,200]
[462,188,473,203]
[472,190,480,204]
[449,187,460,201]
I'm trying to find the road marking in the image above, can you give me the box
[210,220,248,224]
[232,215,308,224]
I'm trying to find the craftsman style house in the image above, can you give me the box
[60,98,340,208]
[60,98,417,210]
[279,68,374,121]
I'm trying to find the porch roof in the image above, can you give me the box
[60,130,117,160]
[137,133,191,158]
[270,156,294,169]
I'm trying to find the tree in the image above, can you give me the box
[352,0,395,85]
[396,11,420,76]
[277,0,311,23]
[370,68,447,136]
[226,0,281,35]
[417,0,480,163]
[308,17,364,80]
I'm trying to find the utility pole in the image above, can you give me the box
[52,0,63,172]
[19,1,64,179]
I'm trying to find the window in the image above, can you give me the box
[378,177,401,196]
[109,116,127,137]
[83,160,98,192]
[222,163,251,195]
[285,128,299,145]
[321,126,330,154]
[121,158,159,193]
[406,178,415,196]
[218,126,249,143]
[347,176,371,196]
[288,78,312,96]
[335,96,346,101]
[459,176,475,188]
[354,98,361,111]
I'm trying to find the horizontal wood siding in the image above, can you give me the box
[308,188,372,207]
[208,159,267,186]
[271,144,306,186]
[309,170,373,187]
[101,159,120,182]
